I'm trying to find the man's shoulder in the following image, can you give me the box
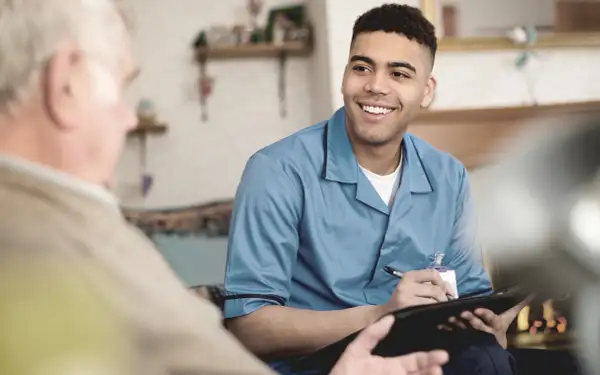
[406,132,467,181]
[245,121,327,177]
[0,187,77,250]
[256,121,326,160]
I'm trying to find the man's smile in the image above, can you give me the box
[357,102,398,121]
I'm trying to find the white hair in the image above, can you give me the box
[0,0,132,109]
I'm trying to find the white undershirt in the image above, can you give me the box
[359,153,403,206]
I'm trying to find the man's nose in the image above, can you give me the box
[364,72,391,95]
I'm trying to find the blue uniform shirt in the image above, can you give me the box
[224,107,493,368]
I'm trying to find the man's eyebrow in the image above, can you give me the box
[389,61,417,74]
[350,55,375,66]
[349,55,417,74]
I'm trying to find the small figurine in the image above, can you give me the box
[136,98,157,123]
[272,14,293,45]
[247,0,264,30]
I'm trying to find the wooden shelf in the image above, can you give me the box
[195,41,312,60]
[408,101,600,169]
[129,118,167,136]
[414,101,600,124]
[438,32,600,52]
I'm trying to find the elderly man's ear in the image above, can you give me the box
[43,43,87,130]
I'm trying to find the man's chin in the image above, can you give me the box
[354,132,395,147]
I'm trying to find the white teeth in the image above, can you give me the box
[361,105,392,115]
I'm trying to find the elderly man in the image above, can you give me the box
[0,1,448,375]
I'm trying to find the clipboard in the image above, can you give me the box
[289,287,527,374]
[389,287,526,326]
[370,287,528,356]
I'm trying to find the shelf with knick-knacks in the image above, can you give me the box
[195,40,311,60]
[420,0,600,51]
[129,98,168,136]
[129,118,167,136]
[192,2,312,121]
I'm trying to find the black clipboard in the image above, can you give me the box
[370,287,527,356]
[289,288,527,374]
[388,287,526,327]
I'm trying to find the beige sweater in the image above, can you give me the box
[0,164,273,375]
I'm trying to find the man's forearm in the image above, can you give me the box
[226,304,385,358]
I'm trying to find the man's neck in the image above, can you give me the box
[0,130,118,206]
[352,138,403,176]
[0,128,60,172]
[0,119,97,186]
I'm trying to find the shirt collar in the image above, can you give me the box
[323,106,433,193]
[0,153,120,207]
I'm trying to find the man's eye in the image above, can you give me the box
[352,66,370,73]
[392,71,408,78]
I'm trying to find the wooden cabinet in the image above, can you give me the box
[409,101,600,169]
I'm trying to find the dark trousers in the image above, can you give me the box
[279,330,517,375]
[443,333,518,375]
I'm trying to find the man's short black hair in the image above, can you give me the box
[351,3,437,60]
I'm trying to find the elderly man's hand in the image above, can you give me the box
[330,315,448,375]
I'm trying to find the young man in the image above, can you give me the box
[224,4,525,375]
[0,1,448,375]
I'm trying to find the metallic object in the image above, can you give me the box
[476,114,600,375]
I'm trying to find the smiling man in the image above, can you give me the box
[224,4,520,375]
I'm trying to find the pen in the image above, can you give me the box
[383,265,456,300]
[383,266,404,278]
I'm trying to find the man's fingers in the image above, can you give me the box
[348,314,394,352]
[409,296,440,307]
[426,350,449,367]
[404,269,444,286]
[426,269,446,290]
[443,281,457,299]
[423,365,444,375]
[411,283,448,302]
[394,350,449,374]
[448,316,467,329]
[412,350,448,375]
[461,311,494,333]
[474,308,496,326]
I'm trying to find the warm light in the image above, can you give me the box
[515,300,569,334]
[543,301,556,330]
[557,317,568,333]
[517,305,531,331]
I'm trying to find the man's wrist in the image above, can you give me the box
[367,304,391,323]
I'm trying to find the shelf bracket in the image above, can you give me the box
[198,53,210,122]
[277,50,288,118]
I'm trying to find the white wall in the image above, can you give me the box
[116,0,313,207]
[432,49,600,109]
[306,0,333,123]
